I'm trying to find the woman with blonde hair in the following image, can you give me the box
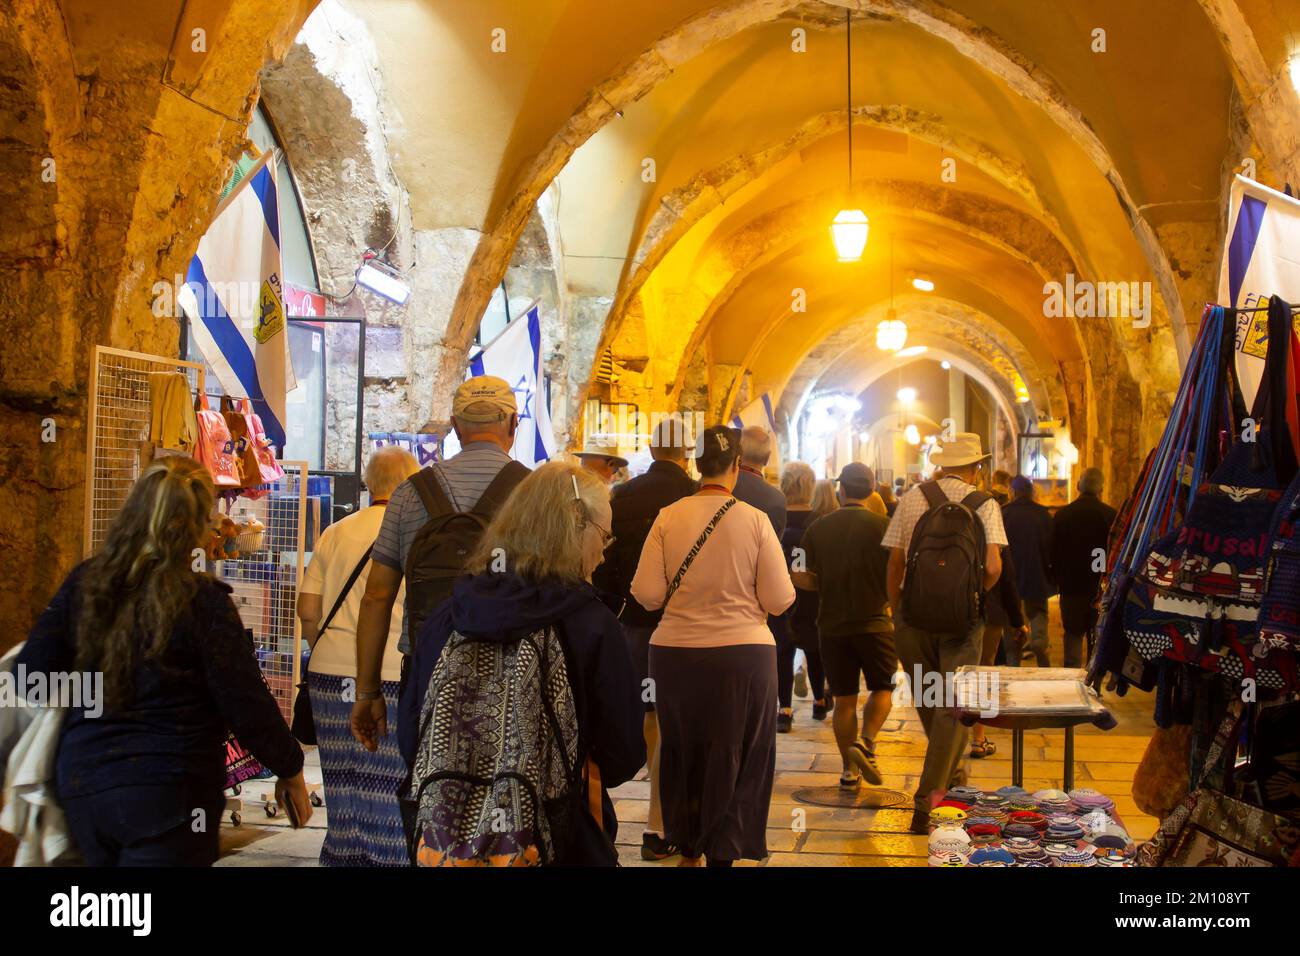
[399,460,644,866]
[18,457,309,866]
[779,463,832,721]
[810,478,840,521]
[297,446,420,866]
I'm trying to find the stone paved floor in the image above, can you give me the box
[217,608,1161,867]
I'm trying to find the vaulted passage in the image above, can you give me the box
[3,0,1300,874]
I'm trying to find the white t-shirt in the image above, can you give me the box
[301,505,404,681]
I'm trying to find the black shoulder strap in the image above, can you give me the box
[317,543,375,637]
[664,498,736,606]
[471,460,530,516]
[919,480,947,511]
[409,465,454,518]
[960,489,992,512]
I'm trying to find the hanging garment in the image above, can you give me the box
[148,371,200,452]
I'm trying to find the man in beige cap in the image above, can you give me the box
[881,431,1006,834]
[574,440,629,485]
[351,375,529,752]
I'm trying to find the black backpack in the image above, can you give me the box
[403,460,530,639]
[901,481,990,633]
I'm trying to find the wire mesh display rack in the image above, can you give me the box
[213,461,309,724]
[83,347,206,555]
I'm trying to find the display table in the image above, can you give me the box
[952,667,1117,792]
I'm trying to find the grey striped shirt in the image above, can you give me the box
[372,441,513,652]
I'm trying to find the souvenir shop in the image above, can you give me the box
[84,320,364,822]
[931,288,1300,868]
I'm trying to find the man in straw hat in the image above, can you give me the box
[574,439,629,485]
[882,432,1007,834]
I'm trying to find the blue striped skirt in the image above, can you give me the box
[308,672,408,867]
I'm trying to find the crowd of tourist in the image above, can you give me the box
[11,373,1118,866]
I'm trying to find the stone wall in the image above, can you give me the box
[0,0,317,649]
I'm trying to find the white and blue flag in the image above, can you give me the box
[180,150,290,448]
[1218,174,1300,409]
[731,392,777,434]
[460,303,556,466]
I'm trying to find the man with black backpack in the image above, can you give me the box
[882,432,1006,834]
[351,376,530,752]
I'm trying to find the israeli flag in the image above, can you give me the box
[731,393,777,434]
[179,150,290,448]
[457,304,556,466]
[1218,175,1300,409]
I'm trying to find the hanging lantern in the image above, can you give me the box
[830,209,869,262]
[876,314,908,352]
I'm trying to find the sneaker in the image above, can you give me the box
[847,739,883,786]
[641,832,679,861]
[909,808,930,835]
[793,666,809,699]
[811,697,831,721]
[776,710,793,734]
[839,771,862,790]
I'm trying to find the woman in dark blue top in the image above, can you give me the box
[400,461,645,866]
[18,457,308,866]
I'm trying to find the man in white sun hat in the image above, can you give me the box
[574,439,629,485]
[882,431,1006,835]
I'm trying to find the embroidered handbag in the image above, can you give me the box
[1138,703,1300,867]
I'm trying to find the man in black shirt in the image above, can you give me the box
[1050,468,1117,668]
[792,463,896,790]
[592,418,696,860]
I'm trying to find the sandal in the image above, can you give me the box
[970,739,997,759]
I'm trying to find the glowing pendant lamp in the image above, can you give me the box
[830,10,868,262]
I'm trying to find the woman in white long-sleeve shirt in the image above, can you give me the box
[631,425,795,867]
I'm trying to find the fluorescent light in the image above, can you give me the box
[896,345,928,357]
[830,209,869,262]
[911,276,934,292]
[896,387,917,404]
[357,260,410,305]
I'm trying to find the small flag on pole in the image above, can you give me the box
[180,149,290,448]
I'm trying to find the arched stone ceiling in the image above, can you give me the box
[750,293,1060,422]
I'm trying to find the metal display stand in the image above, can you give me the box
[84,347,206,555]
[953,666,1117,792]
[82,347,320,824]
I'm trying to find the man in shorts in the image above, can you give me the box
[792,463,896,789]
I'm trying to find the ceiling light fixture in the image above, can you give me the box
[896,387,917,404]
[904,424,921,445]
[875,235,908,352]
[911,276,935,292]
[941,360,951,370]
[1290,54,1300,96]
[830,10,868,262]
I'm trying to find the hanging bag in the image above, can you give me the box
[1137,701,1300,867]
[221,396,261,489]
[1122,298,1300,693]
[242,399,285,485]
[194,393,242,488]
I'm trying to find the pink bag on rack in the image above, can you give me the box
[194,393,241,488]
[241,400,285,485]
